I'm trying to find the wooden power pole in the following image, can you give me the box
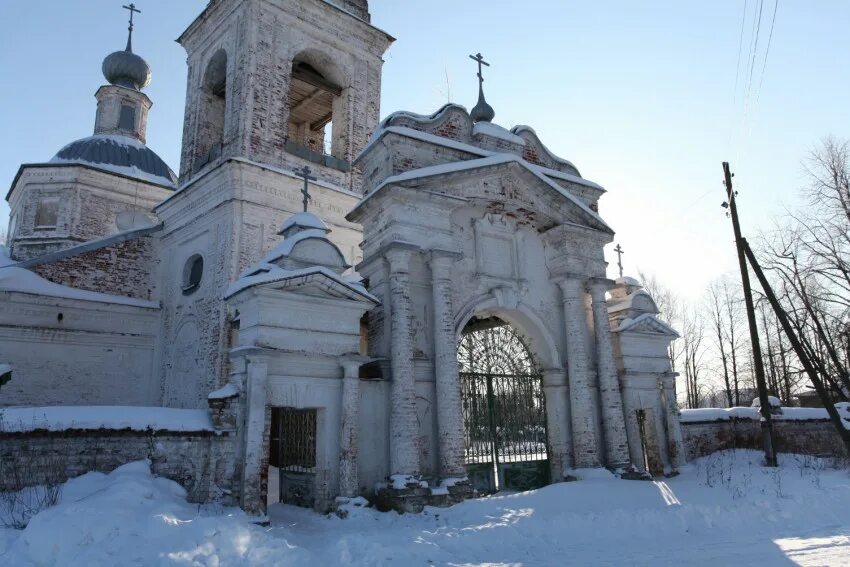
[722,162,778,467]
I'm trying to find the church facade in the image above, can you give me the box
[0,0,684,514]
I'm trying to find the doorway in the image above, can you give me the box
[270,407,317,508]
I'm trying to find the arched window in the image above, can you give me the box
[182,254,204,295]
[197,49,228,169]
[286,55,346,168]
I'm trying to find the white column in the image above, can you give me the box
[587,279,631,469]
[557,276,601,468]
[385,246,420,477]
[242,354,269,515]
[661,373,685,472]
[542,368,572,480]
[429,250,467,480]
[338,356,366,498]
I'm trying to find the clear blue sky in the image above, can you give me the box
[1,1,848,301]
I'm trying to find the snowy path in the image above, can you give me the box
[1,450,849,566]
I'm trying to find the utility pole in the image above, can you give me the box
[722,162,777,467]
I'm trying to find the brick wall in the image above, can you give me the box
[682,419,847,461]
[33,235,158,301]
[0,429,238,505]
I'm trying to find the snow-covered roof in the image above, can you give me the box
[0,406,214,433]
[0,363,11,376]
[608,289,659,314]
[358,125,604,192]
[49,134,177,188]
[615,276,642,287]
[511,125,579,171]
[262,229,336,264]
[352,153,612,232]
[208,383,239,400]
[680,405,850,427]
[0,245,158,309]
[224,264,377,302]
[278,211,330,235]
[614,313,679,336]
[473,121,526,146]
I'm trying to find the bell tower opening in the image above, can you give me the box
[176,0,393,184]
[286,58,345,168]
[196,49,227,169]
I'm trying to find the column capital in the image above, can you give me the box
[427,248,462,264]
[586,277,615,296]
[378,241,420,271]
[339,354,372,378]
[542,367,568,387]
[553,274,587,298]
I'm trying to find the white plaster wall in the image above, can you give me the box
[0,292,159,407]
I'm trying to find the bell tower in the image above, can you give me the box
[176,0,393,191]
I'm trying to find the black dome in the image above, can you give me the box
[102,49,151,90]
[52,135,176,187]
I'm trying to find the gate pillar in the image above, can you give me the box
[557,276,601,468]
[542,368,571,481]
[241,353,269,515]
[429,249,467,480]
[385,245,421,477]
[588,279,632,469]
[339,355,368,497]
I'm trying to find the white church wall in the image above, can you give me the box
[9,166,170,261]
[0,291,160,407]
[357,379,390,493]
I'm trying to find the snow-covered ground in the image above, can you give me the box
[2,450,849,566]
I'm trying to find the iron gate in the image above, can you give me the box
[272,407,317,508]
[459,318,550,493]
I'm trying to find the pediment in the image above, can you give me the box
[353,155,612,234]
[225,267,377,305]
[615,314,679,337]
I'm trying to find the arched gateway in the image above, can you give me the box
[459,317,550,492]
[345,104,685,512]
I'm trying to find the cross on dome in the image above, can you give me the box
[122,3,141,52]
[295,165,317,212]
[614,243,625,278]
[469,52,495,123]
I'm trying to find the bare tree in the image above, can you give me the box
[758,136,850,401]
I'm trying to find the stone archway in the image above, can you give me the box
[457,316,552,493]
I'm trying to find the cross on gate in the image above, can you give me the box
[295,166,317,212]
[614,243,625,278]
[469,52,490,87]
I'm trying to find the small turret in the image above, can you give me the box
[94,3,152,143]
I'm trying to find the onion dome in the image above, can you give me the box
[50,134,177,188]
[470,85,495,123]
[102,4,151,91]
[102,49,151,91]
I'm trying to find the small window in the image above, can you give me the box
[119,105,136,131]
[182,254,204,295]
[35,197,60,228]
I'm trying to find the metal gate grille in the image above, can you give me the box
[458,318,549,491]
[277,408,317,473]
[460,372,548,464]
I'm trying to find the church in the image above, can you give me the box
[0,0,683,514]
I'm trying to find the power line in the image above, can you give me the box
[755,0,780,104]
[732,0,749,105]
